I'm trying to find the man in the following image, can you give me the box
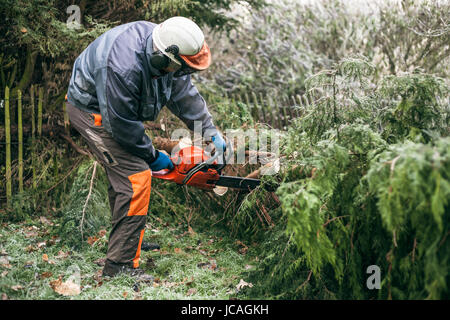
[66,16,227,277]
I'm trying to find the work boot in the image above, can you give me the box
[102,260,154,282]
[141,242,160,251]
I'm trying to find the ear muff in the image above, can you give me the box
[149,50,170,70]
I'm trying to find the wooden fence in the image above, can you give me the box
[225,91,313,129]
[1,85,70,208]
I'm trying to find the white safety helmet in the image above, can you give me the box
[152,16,211,72]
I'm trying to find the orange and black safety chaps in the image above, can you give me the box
[66,102,151,268]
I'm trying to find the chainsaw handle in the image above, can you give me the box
[206,151,220,164]
[214,136,233,172]
[182,155,216,185]
[151,167,174,177]
[182,140,231,185]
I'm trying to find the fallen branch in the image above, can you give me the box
[246,161,276,179]
[253,205,265,225]
[281,233,293,259]
[152,136,180,154]
[59,133,91,157]
[270,192,281,205]
[389,155,401,179]
[256,198,274,226]
[80,161,97,241]
[45,157,84,194]
[322,215,349,228]
[152,137,276,158]
[144,123,165,131]
[152,137,280,180]
[297,270,313,291]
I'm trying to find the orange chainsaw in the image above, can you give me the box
[151,145,275,192]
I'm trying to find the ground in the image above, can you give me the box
[0,214,259,300]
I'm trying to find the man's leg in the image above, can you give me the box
[104,165,151,268]
[66,102,151,273]
[107,184,117,215]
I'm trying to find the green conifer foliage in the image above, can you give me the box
[365,138,450,299]
[58,160,110,248]
[260,57,450,299]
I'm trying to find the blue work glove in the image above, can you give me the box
[149,150,174,171]
[212,132,226,153]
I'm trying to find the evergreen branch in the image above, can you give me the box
[296,270,313,292]
[44,157,84,194]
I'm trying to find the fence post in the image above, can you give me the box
[231,92,237,111]
[281,94,289,128]
[38,86,43,136]
[290,95,297,119]
[296,94,303,118]
[267,95,274,127]
[30,85,36,189]
[18,89,23,193]
[251,92,259,122]
[275,96,284,128]
[274,96,282,127]
[268,95,280,129]
[226,91,232,115]
[5,87,12,207]
[304,93,311,108]
[244,92,253,120]
[258,92,267,124]
[236,92,243,116]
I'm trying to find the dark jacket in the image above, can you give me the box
[67,21,217,164]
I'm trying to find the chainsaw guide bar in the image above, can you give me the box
[151,146,277,192]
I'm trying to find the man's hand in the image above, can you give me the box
[212,132,227,153]
[149,151,174,171]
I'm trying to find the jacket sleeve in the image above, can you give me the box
[166,75,218,136]
[95,65,157,165]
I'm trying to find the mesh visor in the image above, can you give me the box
[173,63,198,77]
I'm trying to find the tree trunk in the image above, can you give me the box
[4,87,12,207]
[11,45,38,97]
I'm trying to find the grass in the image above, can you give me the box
[0,211,261,300]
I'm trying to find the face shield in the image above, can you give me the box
[152,42,210,78]
[173,59,198,78]
[157,44,197,78]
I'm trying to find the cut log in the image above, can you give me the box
[245,161,278,179]
[152,136,180,154]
